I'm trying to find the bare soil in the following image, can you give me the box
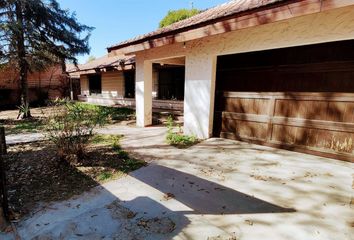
[4,138,145,220]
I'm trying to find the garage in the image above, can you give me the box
[213,40,354,161]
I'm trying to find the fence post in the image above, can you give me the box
[0,127,6,155]
[0,126,9,229]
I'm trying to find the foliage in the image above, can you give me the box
[165,115,198,148]
[9,118,44,134]
[45,99,106,163]
[74,103,135,124]
[86,56,96,63]
[17,102,30,119]
[159,8,200,28]
[0,0,93,118]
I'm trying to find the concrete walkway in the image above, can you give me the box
[5,133,45,145]
[3,125,354,239]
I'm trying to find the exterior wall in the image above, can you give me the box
[80,71,125,98]
[0,65,67,107]
[101,72,125,98]
[80,75,89,96]
[125,6,354,138]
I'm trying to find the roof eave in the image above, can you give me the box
[107,0,299,52]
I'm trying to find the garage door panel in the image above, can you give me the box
[274,99,329,120]
[224,98,269,115]
[215,41,354,161]
[271,125,354,154]
[216,91,354,161]
[221,118,236,133]
[235,120,268,140]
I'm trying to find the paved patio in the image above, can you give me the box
[2,125,354,239]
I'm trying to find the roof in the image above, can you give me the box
[108,0,290,51]
[66,55,135,74]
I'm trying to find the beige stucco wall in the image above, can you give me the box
[80,75,89,96]
[121,5,354,138]
[80,72,125,98]
[101,72,125,98]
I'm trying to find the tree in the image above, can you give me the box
[86,55,96,63]
[159,8,200,28]
[0,0,93,118]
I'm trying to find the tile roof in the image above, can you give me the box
[108,0,290,51]
[66,55,135,73]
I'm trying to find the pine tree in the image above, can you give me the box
[0,0,93,118]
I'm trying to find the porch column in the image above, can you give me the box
[135,56,153,127]
[184,54,217,139]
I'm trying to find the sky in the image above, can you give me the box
[57,0,228,63]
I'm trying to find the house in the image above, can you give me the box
[68,54,184,112]
[0,64,73,108]
[106,0,354,162]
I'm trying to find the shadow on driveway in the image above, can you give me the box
[131,164,296,215]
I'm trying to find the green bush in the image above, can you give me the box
[165,115,198,148]
[74,103,135,124]
[45,100,106,163]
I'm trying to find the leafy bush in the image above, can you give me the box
[159,8,200,28]
[45,99,106,163]
[74,103,135,124]
[165,115,198,148]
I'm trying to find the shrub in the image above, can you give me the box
[74,103,135,124]
[165,115,198,148]
[45,99,106,163]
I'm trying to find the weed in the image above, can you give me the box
[98,172,114,181]
[166,115,199,148]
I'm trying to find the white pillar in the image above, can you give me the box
[184,54,217,139]
[135,56,153,127]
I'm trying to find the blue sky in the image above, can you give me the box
[57,0,228,63]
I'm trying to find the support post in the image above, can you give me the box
[0,126,9,227]
[184,55,217,139]
[135,57,153,127]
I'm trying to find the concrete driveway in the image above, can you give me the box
[4,125,354,239]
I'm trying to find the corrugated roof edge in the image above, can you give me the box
[107,0,293,52]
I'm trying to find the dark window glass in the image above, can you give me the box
[158,67,185,100]
[88,74,101,94]
[124,71,135,98]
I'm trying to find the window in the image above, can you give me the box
[88,74,101,95]
[124,71,135,98]
[158,67,185,100]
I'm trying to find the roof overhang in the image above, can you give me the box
[108,0,354,55]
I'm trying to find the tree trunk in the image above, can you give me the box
[15,2,31,119]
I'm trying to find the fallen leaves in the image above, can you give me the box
[163,193,175,201]
[4,139,145,220]
[137,217,175,234]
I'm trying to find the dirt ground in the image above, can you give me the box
[4,136,145,220]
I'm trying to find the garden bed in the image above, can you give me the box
[0,104,136,135]
[4,135,145,220]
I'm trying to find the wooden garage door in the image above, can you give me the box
[214,41,354,162]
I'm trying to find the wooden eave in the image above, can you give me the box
[108,0,354,54]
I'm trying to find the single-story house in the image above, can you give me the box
[106,0,354,162]
[0,64,76,108]
[68,54,185,112]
